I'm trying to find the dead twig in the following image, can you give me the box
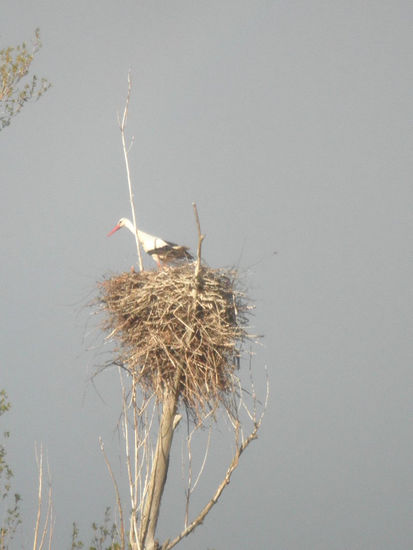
[99,437,126,550]
[184,415,213,528]
[192,202,204,281]
[165,421,262,550]
[33,443,53,550]
[119,71,143,271]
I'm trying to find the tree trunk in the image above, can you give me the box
[139,376,180,550]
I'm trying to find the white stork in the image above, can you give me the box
[107,217,193,267]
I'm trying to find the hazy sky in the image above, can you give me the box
[1,2,412,549]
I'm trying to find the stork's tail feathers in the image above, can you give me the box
[172,245,193,261]
[148,244,193,265]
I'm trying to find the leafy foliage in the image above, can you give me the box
[0,390,22,549]
[70,522,84,549]
[71,508,123,550]
[0,28,51,131]
[89,507,121,550]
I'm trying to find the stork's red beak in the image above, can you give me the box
[107,224,121,237]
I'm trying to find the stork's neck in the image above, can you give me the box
[122,219,152,242]
[123,218,136,234]
[121,219,164,251]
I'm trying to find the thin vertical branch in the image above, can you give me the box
[184,434,193,529]
[47,508,54,550]
[184,418,212,528]
[32,443,43,550]
[33,444,53,550]
[119,71,144,271]
[99,437,125,550]
[118,368,157,550]
[190,423,212,492]
[119,371,139,549]
[37,481,52,550]
[131,377,140,548]
[192,202,204,279]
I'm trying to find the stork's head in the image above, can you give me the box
[107,218,128,237]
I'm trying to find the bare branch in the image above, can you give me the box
[165,419,261,550]
[32,443,43,550]
[162,363,269,550]
[32,444,53,550]
[119,71,143,271]
[99,437,125,550]
[47,507,54,550]
[37,480,52,550]
[184,418,212,527]
[192,202,205,279]
[120,371,139,548]
[191,424,212,493]
[117,368,160,549]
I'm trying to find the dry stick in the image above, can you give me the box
[120,369,157,549]
[162,351,269,549]
[33,443,43,550]
[190,423,213,494]
[43,460,53,550]
[99,437,126,550]
[192,202,204,281]
[163,421,261,550]
[137,395,157,516]
[120,371,140,549]
[47,508,54,550]
[131,377,141,548]
[38,482,52,550]
[139,208,205,550]
[33,443,53,550]
[184,429,194,529]
[120,71,144,272]
[185,419,213,528]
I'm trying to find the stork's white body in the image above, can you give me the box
[107,217,193,266]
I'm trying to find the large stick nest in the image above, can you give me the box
[98,264,251,418]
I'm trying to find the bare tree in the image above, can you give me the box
[97,74,268,550]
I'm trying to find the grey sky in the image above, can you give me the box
[1,1,412,548]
